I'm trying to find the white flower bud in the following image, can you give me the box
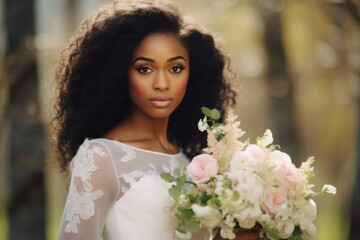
[198,117,209,132]
[322,184,337,195]
[257,129,273,147]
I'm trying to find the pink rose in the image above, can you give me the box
[263,189,287,214]
[187,154,218,184]
[277,162,299,189]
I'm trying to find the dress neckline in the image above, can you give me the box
[97,138,183,157]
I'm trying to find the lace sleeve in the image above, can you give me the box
[57,139,119,240]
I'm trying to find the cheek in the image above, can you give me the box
[175,74,189,97]
[129,75,148,97]
[177,79,188,95]
[130,81,143,94]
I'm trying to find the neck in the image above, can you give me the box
[127,108,170,143]
[104,106,176,153]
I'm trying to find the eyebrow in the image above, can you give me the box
[167,56,186,62]
[132,56,186,64]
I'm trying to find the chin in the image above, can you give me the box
[145,105,178,118]
[147,108,174,118]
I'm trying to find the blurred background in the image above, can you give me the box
[0,0,359,239]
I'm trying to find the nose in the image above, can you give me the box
[153,71,169,91]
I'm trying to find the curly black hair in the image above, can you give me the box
[52,0,236,173]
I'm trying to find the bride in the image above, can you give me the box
[52,0,256,239]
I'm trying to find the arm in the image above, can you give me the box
[57,140,119,240]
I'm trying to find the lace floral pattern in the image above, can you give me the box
[64,140,107,233]
[117,144,158,193]
[58,138,194,239]
[116,143,136,162]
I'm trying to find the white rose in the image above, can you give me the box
[235,207,257,229]
[269,150,292,168]
[230,169,263,203]
[229,151,254,173]
[245,144,266,164]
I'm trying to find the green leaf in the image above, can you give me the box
[177,175,187,190]
[289,226,303,240]
[210,108,221,120]
[176,208,194,221]
[266,229,280,240]
[206,195,220,207]
[169,186,181,201]
[176,208,198,233]
[214,132,225,141]
[201,106,212,117]
[201,106,221,120]
[160,172,176,182]
[173,168,180,176]
[199,192,212,205]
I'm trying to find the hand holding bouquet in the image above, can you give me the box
[161,107,336,240]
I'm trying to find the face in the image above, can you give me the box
[128,33,189,119]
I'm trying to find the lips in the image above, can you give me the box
[149,96,173,108]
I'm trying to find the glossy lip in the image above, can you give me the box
[149,96,173,108]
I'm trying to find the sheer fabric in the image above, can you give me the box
[57,138,210,240]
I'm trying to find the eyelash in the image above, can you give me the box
[169,65,185,73]
[136,66,153,74]
[135,65,185,74]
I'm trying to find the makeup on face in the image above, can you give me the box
[128,33,189,119]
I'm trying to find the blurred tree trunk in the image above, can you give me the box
[4,0,46,239]
[350,106,360,240]
[262,8,301,164]
[344,1,360,239]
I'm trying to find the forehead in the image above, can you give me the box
[133,33,188,58]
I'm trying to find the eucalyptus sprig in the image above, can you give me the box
[161,168,190,203]
[161,169,200,234]
[198,106,225,141]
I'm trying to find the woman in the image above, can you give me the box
[52,0,256,239]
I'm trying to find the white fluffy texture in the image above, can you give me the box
[108,175,179,240]
[203,109,246,173]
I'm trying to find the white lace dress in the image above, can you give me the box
[57,138,210,240]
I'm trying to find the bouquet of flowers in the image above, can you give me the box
[161,107,336,240]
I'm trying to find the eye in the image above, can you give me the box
[169,65,184,73]
[136,66,153,74]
